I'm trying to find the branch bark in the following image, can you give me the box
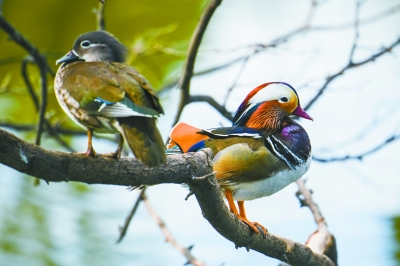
[0,128,335,266]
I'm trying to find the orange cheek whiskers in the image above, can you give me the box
[245,106,286,132]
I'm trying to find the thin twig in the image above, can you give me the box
[116,188,146,243]
[0,0,3,15]
[312,3,400,30]
[313,134,400,163]
[0,122,85,135]
[172,0,223,126]
[0,14,51,145]
[190,95,233,121]
[296,179,337,265]
[21,56,39,111]
[142,192,208,266]
[97,1,105,31]
[222,52,252,107]
[34,61,48,146]
[304,37,400,111]
[348,0,364,62]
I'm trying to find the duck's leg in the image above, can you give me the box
[225,190,261,234]
[238,200,268,236]
[85,128,97,157]
[224,190,239,215]
[103,133,124,158]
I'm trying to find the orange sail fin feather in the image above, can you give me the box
[168,122,209,152]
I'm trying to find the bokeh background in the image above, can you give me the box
[1,0,400,265]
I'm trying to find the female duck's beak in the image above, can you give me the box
[56,50,81,65]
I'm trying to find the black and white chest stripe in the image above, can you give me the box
[264,135,306,170]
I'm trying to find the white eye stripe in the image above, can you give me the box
[248,84,295,107]
[88,43,105,47]
[248,83,295,106]
[80,40,106,49]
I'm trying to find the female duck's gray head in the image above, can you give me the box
[56,31,127,65]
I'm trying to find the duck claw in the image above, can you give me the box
[238,216,268,237]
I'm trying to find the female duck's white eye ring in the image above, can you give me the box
[279,96,289,103]
[81,40,91,48]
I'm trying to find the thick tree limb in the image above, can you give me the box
[0,128,209,186]
[0,128,335,265]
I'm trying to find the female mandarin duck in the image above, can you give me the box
[168,82,312,234]
[55,31,166,167]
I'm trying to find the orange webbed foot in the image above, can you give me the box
[238,217,268,237]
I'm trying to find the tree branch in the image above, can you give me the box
[0,128,335,266]
[21,56,40,111]
[97,1,105,31]
[116,188,146,244]
[190,95,233,121]
[173,0,222,126]
[296,179,337,265]
[313,134,400,163]
[142,192,208,266]
[304,37,400,111]
[0,14,52,145]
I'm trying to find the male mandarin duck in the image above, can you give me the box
[168,82,312,234]
[54,31,166,167]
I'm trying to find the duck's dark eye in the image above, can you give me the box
[81,40,91,48]
[280,96,289,103]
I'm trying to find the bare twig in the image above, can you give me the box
[348,0,364,62]
[190,95,233,121]
[0,14,51,145]
[158,54,254,94]
[222,52,252,107]
[35,60,48,145]
[312,3,400,31]
[97,1,105,31]
[0,122,85,135]
[21,56,40,111]
[296,179,337,265]
[142,192,208,266]
[172,0,222,126]
[313,134,400,163]
[116,188,146,244]
[304,37,400,111]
